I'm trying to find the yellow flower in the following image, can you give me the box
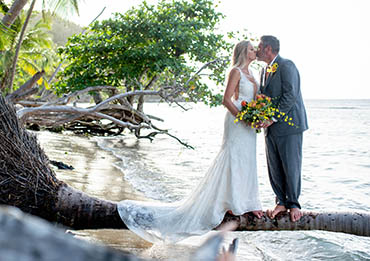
[267,62,278,73]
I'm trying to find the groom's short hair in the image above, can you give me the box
[261,35,280,54]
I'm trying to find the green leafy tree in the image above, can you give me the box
[56,0,234,107]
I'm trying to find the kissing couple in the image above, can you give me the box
[117,35,309,244]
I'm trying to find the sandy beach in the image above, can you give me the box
[34,130,220,260]
[35,130,154,258]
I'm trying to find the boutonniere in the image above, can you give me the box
[267,62,278,73]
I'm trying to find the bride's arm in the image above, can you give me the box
[222,68,240,117]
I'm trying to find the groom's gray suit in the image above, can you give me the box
[260,55,308,209]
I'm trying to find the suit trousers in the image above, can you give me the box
[265,132,303,209]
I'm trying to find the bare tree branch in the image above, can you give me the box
[94,90,160,111]
[6,71,45,102]
[135,130,194,150]
[41,86,117,107]
[17,105,149,130]
[185,59,221,86]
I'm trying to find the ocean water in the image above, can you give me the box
[95,99,370,260]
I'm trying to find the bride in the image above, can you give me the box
[118,40,263,243]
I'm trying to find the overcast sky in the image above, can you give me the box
[37,0,370,99]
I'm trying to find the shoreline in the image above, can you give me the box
[35,130,146,202]
[35,130,153,256]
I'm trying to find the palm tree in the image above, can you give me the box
[1,0,28,28]
[1,0,81,93]
[0,9,56,93]
[1,0,80,28]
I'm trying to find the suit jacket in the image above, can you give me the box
[260,55,308,136]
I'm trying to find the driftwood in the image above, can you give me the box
[16,86,194,148]
[6,71,45,102]
[49,160,74,170]
[0,95,369,237]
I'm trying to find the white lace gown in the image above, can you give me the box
[117,68,262,243]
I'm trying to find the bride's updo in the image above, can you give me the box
[231,40,250,68]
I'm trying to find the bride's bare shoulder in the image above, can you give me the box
[228,67,240,79]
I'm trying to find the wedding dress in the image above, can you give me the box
[117,68,262,243]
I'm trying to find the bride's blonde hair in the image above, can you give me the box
[231,40,250,68]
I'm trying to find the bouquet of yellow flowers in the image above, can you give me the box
[234,94,294,133]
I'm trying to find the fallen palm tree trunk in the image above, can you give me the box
[0,95,369,237]
[220,211,370,237]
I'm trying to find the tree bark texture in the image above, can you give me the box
[6,70,45,102]
[0,95,126,230]
[220,211,370,237]
[1,0,28,27]
[7,0,36,92]
[55,184,127,229]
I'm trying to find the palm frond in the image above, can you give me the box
[43,0,82,18]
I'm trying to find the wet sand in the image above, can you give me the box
[35,130,219,260]
[35,131,154,258]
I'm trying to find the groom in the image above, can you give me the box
[256,35,308,222]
